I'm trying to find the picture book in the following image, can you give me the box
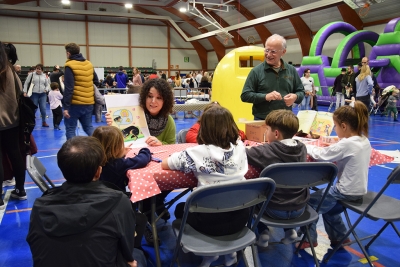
[104,94,149,147]
[297,110,334,137]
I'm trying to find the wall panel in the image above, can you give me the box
[15,44,41,66]
[132,48,168,69]
[41,19,86,45]
[170,49,201,70]
[90,47,129,67]
[43,45,68,66]
[131,25,167,47]
[89,22,128,46]
[170,29,193,49]
[0,16,39,43]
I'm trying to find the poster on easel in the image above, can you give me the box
[297,110,334,137]
[104,94,149,147]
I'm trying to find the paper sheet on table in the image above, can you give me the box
[376,150,400,163]
[104,94,149,147]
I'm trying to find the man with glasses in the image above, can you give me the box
[241,34,304,120]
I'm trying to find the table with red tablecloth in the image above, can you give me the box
[126,141,395,202]
[125,141,394,267]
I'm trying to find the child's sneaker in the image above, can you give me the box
[10,189,27,200]
[257,229,270,247]
[281,229,298,244]
[224,252,237,266]
[0,199,5,210]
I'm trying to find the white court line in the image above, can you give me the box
[370,140,400,144]
[376,164,394,170]
[0,184,62,224]
[37,155,57,159]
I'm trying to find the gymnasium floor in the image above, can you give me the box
[0,104,399,267]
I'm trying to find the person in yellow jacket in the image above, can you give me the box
[63,43,99,140]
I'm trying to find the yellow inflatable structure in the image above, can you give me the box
[212,46,264,131]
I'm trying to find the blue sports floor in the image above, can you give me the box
[1,104,399,267]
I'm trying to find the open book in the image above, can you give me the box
[297,110,334,137]
[104,94,150,147]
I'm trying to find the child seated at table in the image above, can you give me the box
[92,126,151,193]
[245,109,309,247]
[162,106,247,267]
[298,100,371,249]
[186,101,246,143]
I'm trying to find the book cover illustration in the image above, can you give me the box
[297,110,334,137]
[104,94,150,146]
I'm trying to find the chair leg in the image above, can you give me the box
[169,246,179,267]
[324,209,375,267]
[251,244,260,267]
[304,227,320,267]
[365,221,390,249]
[391,222,400,237]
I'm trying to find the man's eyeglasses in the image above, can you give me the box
[362,61,368,64]
[264,49,282,55]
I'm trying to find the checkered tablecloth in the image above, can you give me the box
[172,102,211,112]
[126,143,260,202]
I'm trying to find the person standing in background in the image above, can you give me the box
[48,82,63,130]
[132,67,142,86]
[341,65,356,96]
[23,63,50,127]
[115,66,128,90]
[300,69,315,110]
[334,68,347,110]
[63,42,99,140]
[49,65,64,94]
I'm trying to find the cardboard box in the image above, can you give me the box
[244,121,267,143]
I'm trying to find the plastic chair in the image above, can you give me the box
[26,155,56,192]
[177,129,189,143]
[170,178,276,267]
[255,162,338,267]
[324,164,400,267]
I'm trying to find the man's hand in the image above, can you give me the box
[283,93,298,107]
[265,91,282,102]
[127,260,137,267]
[63,110,70,119]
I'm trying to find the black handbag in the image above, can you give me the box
[13,72,37,153]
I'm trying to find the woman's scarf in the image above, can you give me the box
[145,112,168,137]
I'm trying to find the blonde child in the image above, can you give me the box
[48,82,63,130]
[162,106,247,267]
[92,126,151,192]
[246,110,309,247]
[298,100,371,249]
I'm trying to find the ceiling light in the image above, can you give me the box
[179,7,186,12]
[61,0,70,5]
[125,3,133,9]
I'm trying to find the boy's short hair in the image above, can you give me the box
[50,82,59,90]
[65,43,80,55]
[57,136,106,183]
[265,110,299,139]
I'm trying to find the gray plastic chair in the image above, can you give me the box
[26,155,56,192]
[256,162,338,267]
[170,178,276,267]
[324,164,400,267]
[177,129,189,143]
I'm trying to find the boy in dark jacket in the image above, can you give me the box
[246,109,309,247]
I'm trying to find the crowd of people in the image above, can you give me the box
[0,33,398,267]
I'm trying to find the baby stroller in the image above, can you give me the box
[370,85,395,116]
